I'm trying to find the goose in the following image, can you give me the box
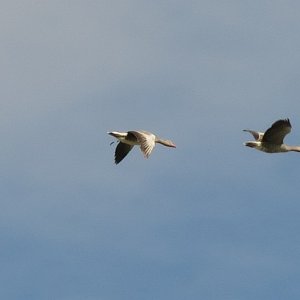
[243,118,300,153]
[108,130,176,164]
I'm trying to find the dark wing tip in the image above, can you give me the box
[270,118,291,129]
[114,142,133,165]
[262,118,292,144]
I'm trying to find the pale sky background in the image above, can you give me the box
[1,1,300,299]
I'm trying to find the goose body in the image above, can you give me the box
[243,119,300,153]
[108,130,176,164]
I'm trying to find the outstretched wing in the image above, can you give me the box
[243,129,264,141]
[128,131,156,158]
[262,119,292,144]
[114,142,133,164]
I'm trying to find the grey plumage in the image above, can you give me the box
[108,130,176,164]
[243,118,300,153]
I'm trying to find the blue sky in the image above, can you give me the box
[1,1,300,299]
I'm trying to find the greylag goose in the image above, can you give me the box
[108,130,176,164]
[243,118,300,153]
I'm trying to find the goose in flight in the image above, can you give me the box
[108,130,176,164]
[243,118,300,153]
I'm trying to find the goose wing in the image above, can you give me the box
[243,130,264,141]
[128,131,156,158]
[115,142,133,164]
[262,119,292,144]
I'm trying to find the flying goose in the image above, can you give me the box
[108,130,176,164]
[243,118,300,153]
